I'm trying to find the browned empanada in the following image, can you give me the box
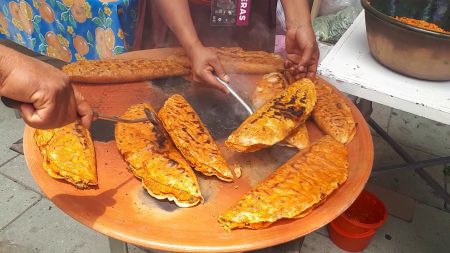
[218,135,348,231]
[34,122,97,189]
[313,80,356,144]
[226,78,317,152]
[158,94,233,182]
[115,103,203,207]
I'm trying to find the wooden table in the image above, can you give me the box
[318,11,450,205]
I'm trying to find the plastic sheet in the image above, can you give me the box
[313,6,362,44]
[319,0,361,16]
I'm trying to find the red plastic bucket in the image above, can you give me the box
[328,221,376,252]
[332,190,387,233]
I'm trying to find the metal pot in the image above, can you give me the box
[361,0,450,81]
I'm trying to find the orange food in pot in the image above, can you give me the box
[394,16,450,34]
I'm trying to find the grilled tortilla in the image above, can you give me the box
[215,47,284,74]
[218,135,348,231]
[34,122,97,189]
[226,78,317,152]
[284,124,310,149]
[251,72,288,109]
[115,103,203,207]
[62,58,190,83]
[313,80,356,144]
[251,73,310,150]
[167,47,284,74]
[63,47,283,83]
[158,94,233,182]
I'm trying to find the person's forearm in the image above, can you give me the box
[153,0,203,55]
[280,0,312,30]
[0,45,19,96]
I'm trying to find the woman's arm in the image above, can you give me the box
[281,0,319,79]
[152,0,229,92]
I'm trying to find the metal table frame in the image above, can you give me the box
[356,99,450,206]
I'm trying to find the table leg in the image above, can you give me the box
[366,112,450,205]
[109,237,129,253]
[373,157,450,174]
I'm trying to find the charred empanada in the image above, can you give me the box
[158,94,233,182]
[226,78,317,152]
[115,103,203,207]
[251,73,310,150]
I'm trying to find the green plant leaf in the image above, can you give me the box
[38,43,46,53]
[56,1,67,11]
[113,46,125,55]
[39,33,45,43]
[61,11,69,22]
[49,0,56,7]
[87,30,93,43]
[30,38,36,49]
[68,14,76,28]
[98,8,106,21]
[105,17,112,28]
[2,5,9,17]
[56,20,64,32]
[33,22,40,34]
[33,15,41,23]
[91,17,103,27]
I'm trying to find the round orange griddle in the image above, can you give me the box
[23,49,373,252]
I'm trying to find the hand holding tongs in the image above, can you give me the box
[215,76,254,115]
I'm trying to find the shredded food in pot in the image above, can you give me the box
[394,17,450,34]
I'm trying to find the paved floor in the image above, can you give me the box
[0,41,449,253]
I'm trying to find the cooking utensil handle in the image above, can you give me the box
[215,77,254,115]
[1,97,24,119]
[1,96,25,109]
[94,111,148,123]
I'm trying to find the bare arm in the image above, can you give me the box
[281,0,312,29]
[0,45,93,129]
[152,0,229,92]
[152,0,201,54]
[281,0,319,79]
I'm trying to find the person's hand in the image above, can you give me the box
[186,42,230,93]
[285,24,319,79]
[0,50,93,129]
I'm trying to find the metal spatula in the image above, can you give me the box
[215,76,254,115]
[1,97,148,123]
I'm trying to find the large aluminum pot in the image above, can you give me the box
[361,0,450,81]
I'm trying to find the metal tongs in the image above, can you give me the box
[143,108,170,139]
[93,111,148,123]
[1,96,148,123]
[215,76,254,115]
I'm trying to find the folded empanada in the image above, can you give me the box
[251,73,310,150]
[158,94,233,182]
[226,78,317,152]
[313,80,356,144]
[34,122,97,189]
[115,103,203,207]
[218,135,348,231]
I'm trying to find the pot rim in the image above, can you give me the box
[361,0,450,39]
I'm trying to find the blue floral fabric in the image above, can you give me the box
[0,0,138,62]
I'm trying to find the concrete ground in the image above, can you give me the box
[0,41,449,253]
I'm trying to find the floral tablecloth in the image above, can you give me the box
[0,0,138,62]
